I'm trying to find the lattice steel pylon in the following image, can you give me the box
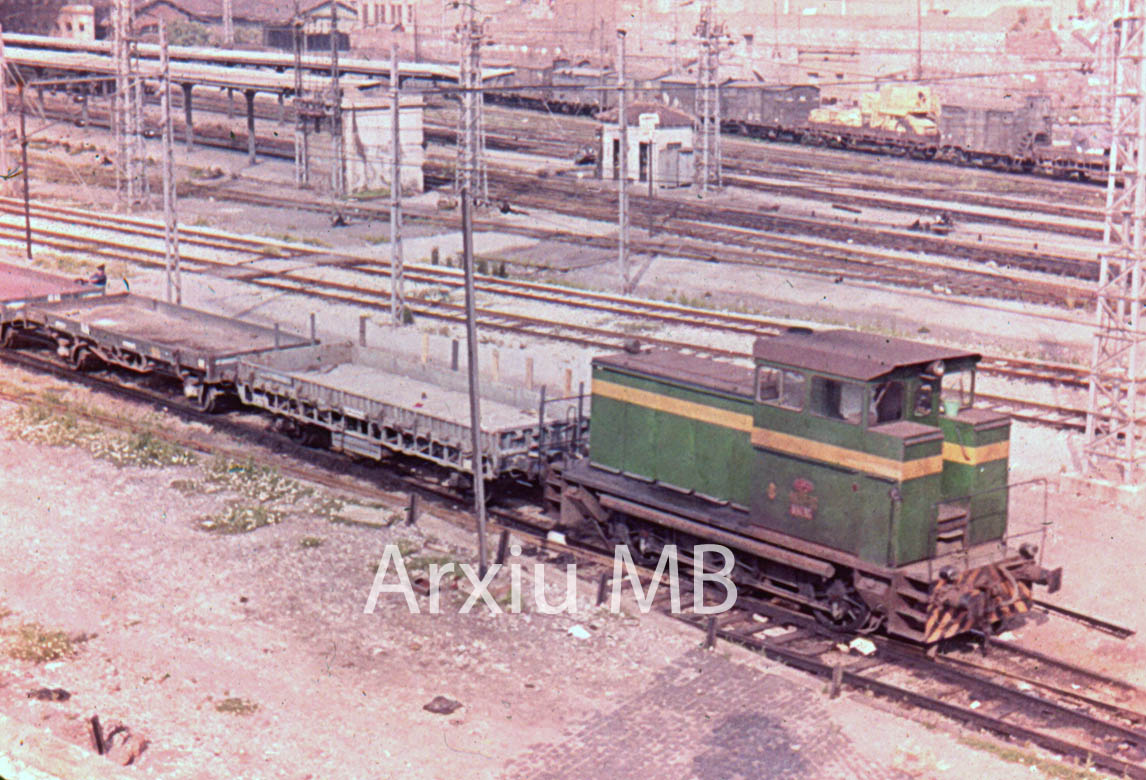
[455,5,487,203]
[1085,0,1146,483]
[694,3,724,194]
[112,0,147,207]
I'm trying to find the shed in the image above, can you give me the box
[341,85,425,195]
[598,101,694,188]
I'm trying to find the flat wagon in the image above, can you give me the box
[0,261,103,337]
[14,292,311,409]
[236,342,588,480]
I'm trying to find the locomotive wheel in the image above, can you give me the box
[814,581,872,633]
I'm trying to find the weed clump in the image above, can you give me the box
[6,623,76,663]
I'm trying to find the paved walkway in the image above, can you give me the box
[505,649,908,780]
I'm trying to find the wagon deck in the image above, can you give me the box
[237,343,587,477]
[23,293,311,381]
[0,262,103,322]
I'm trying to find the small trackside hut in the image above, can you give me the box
[550,329,1061,644]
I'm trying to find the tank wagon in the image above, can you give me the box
[549,329,1061,643]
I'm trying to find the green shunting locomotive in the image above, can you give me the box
[553,328,1062,643]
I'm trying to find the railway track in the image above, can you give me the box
[31,86,1102,236]
[679,595,1146,779]
[23,90,1102,312]
[1,347,1139,778]
[0,196,1092,429]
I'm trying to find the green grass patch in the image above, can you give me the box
[215,697,258,715]
[199,503,285,534]
[202,457,312,503]
[5,623,76,663]
[7,403,195,467]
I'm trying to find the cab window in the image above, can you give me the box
[810,376,864,425]
[870,380,904,424]
[940,370,975,415]
[913,380,935,417]
[758,367,806,410]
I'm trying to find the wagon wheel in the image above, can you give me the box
[68,345,96,372]
[194,385,220,414]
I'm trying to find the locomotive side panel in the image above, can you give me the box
[589,359,756,507]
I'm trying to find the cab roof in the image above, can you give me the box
[752,329,979,382]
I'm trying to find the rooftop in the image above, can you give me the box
[752,329,979,381]
[596,101,694,128]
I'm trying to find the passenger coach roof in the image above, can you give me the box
[752,329,979,381]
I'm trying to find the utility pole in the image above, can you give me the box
[292,3,310,188]
[456,2,487,203]
[915,0,923,81]
[113,0,127,202]
[461,188,489,577]
[112,0,145,207]
[330,1,345,200]
[0,24,9,197]
[617,29,630,294]
[224,0,235,46]
[390,43,406,325]
[1085,0,1146,483]
[160,21,182,304]
[695,3,724,195]
[19,80,31,259]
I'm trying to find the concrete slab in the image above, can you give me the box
[1059,473,1146,514]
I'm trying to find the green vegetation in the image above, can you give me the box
[9,401,196,468]
[299,536,325,549]
[169,19,212,46]
[5,623,76,663]
[200,504,285,534]
[215,697,259,715]
[350,187,391,200]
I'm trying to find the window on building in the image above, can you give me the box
[810,376,865,425]
[757,367,806,411]
[391,4,401,24]
[869,380,904,425]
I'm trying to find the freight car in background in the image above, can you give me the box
[487,68,1105,179]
